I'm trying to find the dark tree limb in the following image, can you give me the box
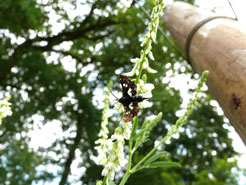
[0,18,120,82]
[59,120,83,185]
[32,20,118,52]
[82,30,115,41]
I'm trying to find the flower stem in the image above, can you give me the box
[136,53,146,83]
[119,171,131,185]
[102,176,107,185]
[119,138,133,185]
[132,134,168,172]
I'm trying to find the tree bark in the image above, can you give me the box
[163,2,246,145]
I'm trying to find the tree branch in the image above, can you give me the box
[32,20,118,51]
[0,18,120,82]
[59,119,83,185]
[82,30,115,41]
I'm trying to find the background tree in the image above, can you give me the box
[0,0,243,184]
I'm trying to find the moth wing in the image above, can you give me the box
[129,81,137,96]
[131,102,139,117]
[123,102,139,122]
[123,106,134,122]
[119,75,137,96]
[119,75,139,122]
[119,75,130,96]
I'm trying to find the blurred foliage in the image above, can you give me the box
[0,0,46,36]
[193,157,239,185]
[0,0,243,185]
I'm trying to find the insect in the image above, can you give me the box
[112,75,148,122]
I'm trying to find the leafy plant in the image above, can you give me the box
[95,1,209,184]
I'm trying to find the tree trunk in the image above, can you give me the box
[163,1,246,145]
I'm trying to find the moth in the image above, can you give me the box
[117,75,147,122]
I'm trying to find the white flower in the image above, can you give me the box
[139,101,153,109]
[102,163,115,180]
[97,0,166,181]
[123,61,140,77]
[144,43,152,54]
[98,124,109,138]
[137,80,154,98]
[0,105,12,117]
[98,118,131,180]
[130,58,140,63]
[151,30,156,42]
[111,127,124,142]
[120,121,132,140]
[101,138,125,180]
[148,51,155,60]
[95,137,113,165]
[140,37,148,47]
[146,66,157,73]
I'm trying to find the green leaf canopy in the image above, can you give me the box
[0,0,242,184]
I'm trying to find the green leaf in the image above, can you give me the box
[130,127,147,142]
[146,161,181,169]
[131,118,149,142]
[143,151,167,166]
